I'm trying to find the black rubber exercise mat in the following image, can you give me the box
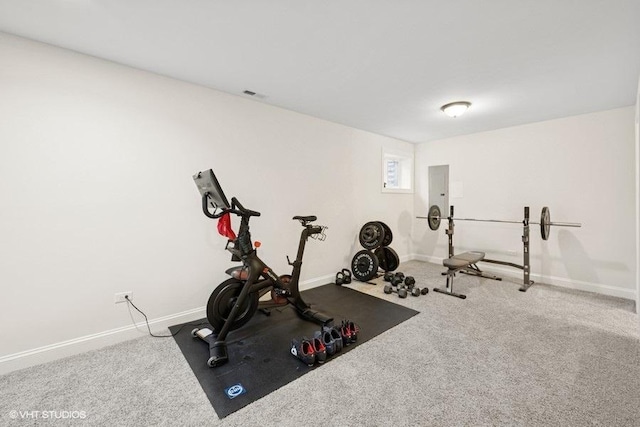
[170,284,419,418]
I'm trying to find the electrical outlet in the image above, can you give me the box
[114,291,133,304]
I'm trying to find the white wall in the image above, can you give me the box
[414,107,637,300]
[0,33,414,372]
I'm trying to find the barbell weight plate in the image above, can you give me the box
[377,221,393,246]
[359,221,387,249]
[351,249,380,282]
[540,207,551,241]
[374,246,400,272]
[427,205,441,231]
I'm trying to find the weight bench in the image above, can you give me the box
[434,251,501,299]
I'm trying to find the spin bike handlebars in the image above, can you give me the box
[230,197,261,218]
[201,194,261,219]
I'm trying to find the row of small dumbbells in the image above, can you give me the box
[383,272,429,298]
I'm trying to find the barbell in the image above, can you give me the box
[418,205,581,240]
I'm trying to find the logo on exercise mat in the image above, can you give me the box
[224,384,247,399]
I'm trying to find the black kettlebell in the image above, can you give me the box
[383,272,394,282]
[341,269,352,284]
[335,271,345,286]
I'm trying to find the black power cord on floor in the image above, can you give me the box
[125,295,206,338]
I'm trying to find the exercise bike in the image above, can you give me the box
[192,169,333,367]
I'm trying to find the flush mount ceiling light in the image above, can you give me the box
[440,101,471,118]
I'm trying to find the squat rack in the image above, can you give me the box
[418,205,582,291]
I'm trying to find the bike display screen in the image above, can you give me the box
[193,169,231,211]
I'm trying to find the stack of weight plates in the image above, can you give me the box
[350,221,400,282]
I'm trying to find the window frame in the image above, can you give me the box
[381,148,414,194]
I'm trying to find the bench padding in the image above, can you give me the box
[443,251,485,269]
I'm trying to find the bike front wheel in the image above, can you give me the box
[207,278,259,333]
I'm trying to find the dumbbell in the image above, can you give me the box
[404,275,428,296]
[404,276,415,289]
[383,283,408,298]
[409,287,429,297]
[390,272,405,286]
[391,274,415,289]
[383,272,395,282]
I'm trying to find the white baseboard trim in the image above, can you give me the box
[0,306,205,376]
[0,273,343,376]
[300,273,338,290]
[412,254,442,264]
[399,253,414,263]
[410,254,637,301]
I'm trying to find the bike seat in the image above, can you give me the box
[293,215,317,224]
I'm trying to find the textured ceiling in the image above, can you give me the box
[1,0,639,142]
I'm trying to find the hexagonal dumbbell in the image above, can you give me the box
[383,283,408,298]
[404,276,416,289]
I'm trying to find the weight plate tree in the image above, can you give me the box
[351,249,379,281]
[422,205,580,240]
[374,246,400,272]
[358,221,386,249]
[353,221,398,280]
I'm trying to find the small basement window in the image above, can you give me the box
[382,148,413,193]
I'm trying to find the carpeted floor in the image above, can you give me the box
[1,260,639,426]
